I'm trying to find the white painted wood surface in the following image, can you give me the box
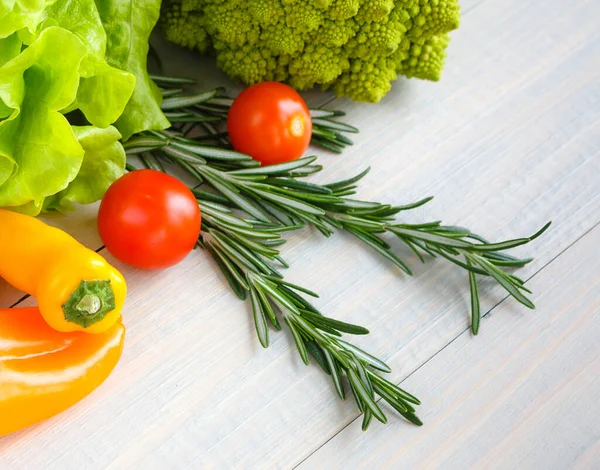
[298,224,600,470]
[1,0,599,468]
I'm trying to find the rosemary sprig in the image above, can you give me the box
[150,75,358,153]
[128,164,423,429]
[199,198,423,429]
[127,127,550,335]
[123,75,550,427]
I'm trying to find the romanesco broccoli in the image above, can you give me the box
[161,0,460,102]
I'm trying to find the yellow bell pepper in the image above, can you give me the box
[0,209,127,333]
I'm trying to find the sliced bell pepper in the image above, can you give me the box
[0,209,127,333]
[0,307,125,437]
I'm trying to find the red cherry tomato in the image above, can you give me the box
[227,82,312,166]
[98,170,201,270]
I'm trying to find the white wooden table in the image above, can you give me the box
[1,0,599,468]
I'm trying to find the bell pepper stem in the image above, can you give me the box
[76,294,102,315]
[62,280,116,328]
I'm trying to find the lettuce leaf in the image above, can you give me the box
[43,125,126,212]
[0,0,55,39]
[0,27,86,214]
[0,32,21,67]
[95,0,169,140]
[42,0,136,128]
[0,0,167,214]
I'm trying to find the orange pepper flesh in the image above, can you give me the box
[0,209,127,333]
[0,307,125,437]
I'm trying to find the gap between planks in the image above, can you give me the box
[292,220,600,468]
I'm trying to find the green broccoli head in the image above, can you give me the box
[404,0,461,40]
[398,34,451,81]
[289,44,350,90]
[329,56,398,102]
[261,22,305,55]
[162,0,212,52]
[249,0,284,26]
[313,18,359,48]
[346,9,407,60]
[328,0,361,21]
[161,0,460,102]
[285,3,325,32]
[216,43,288,84]
[356,0,395,22]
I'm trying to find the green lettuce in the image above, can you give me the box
[95,0,170,140]
[0,0,53,38]
[42,0,136,128]
[43,125,126,212]
[0,27,86,214]
[0,32,21,66]
[0,0,165,215]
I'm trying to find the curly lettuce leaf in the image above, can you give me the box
[0,34,21,119]
[43,125,125,212]
[0,32,21,67]
[0,0,55,38]
[94,0,169,140]
[0,0,166,214]
[0,26,86,214]
[41,0,136,128]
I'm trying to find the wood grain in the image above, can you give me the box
[1,0,599,468]
[297,225,600,470]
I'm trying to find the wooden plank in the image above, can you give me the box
[297,225,600,470]
[1,0,599,468]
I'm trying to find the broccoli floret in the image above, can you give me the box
[285,4,324,33]
[216,43,285,84]
[249,0,283,26]
[289,44,350,89]
[403,0,460,40]
[346,10,406,60]
[204,2,260,46]
[356,0,395,22]
[328,0,361,21]
[261,23,305,55]
[398,34,450,81]
[161,0,460,102]
[313,19,359,48]
[330,56,397,102]
[314,0,336,9]
[161,1,211,52]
